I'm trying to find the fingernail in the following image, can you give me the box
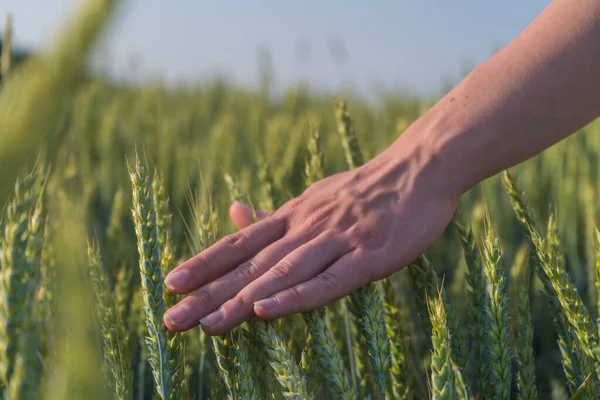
[165,305,191,326]
[200,308,224,327]
[254,297,278,311]
[165,269,190,290]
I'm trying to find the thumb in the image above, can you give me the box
[229,201,271,229]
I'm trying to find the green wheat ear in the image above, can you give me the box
[258,155,282,211]
[335,100,364,169]
[129,153,173,400]
[257,320,312,400]
[106,187,130,271]
[302,310,356,399]
[452,212,488,395]
[304,121,324,186]
[427,287,458,400]
[3,168,46,400]
[234,329,260,400]
[0,168,45,390]
[503,169,593,393]
[212,330,237,400]
[482,209,512,400]
[87,241,133,400]
[406,255,469,399]
[114,262,135,363]
[545,214,600,378]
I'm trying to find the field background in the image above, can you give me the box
[1,1,599,399]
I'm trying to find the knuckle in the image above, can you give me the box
[353,248,369,258]
[304,207,330,231]
[278,197,303,217]
[286,285,303,300]
[270,260,294,280]
[316,271,340,293]
[232,294,252,308]
[236,260,262,282]
[321,229,351,254]
[322,228,344,245]
[225,231,248,250]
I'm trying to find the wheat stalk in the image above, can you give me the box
[258,155,282,211]
[114,263,135,360]
[106,187,129,270]
[212,331,237,399]
[1,15,13,80]
[514,288,538,400]
[452,213,488,394]
[382,278,412,399]
[152,171,185,398]
[5,171,45,400]
[129,154,173,400]
[481,213,512,400]
[545,214,600,380]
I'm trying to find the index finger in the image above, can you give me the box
[165,214,286,294]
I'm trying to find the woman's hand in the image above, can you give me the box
[162,136,460,335]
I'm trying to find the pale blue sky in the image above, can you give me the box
[0,1,551,96]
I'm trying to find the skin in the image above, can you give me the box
[163,0,600,335]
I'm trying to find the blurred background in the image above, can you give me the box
[1,0,550,98]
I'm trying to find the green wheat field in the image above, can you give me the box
[2,1,600,399]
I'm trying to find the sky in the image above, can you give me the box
[0,1,551,96]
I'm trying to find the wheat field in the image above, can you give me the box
[2,1,600,399]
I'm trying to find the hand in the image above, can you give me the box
[162,138,460,335]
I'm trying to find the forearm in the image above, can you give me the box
[393,0,600,195]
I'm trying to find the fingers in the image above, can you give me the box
[165,214,285,294]
[163,232,305,332]
[199,230,348,334]
[229,201,270,229]
[254,248,371,319]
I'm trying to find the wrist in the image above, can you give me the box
[387,77,496,198]
[364,117,466,204]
